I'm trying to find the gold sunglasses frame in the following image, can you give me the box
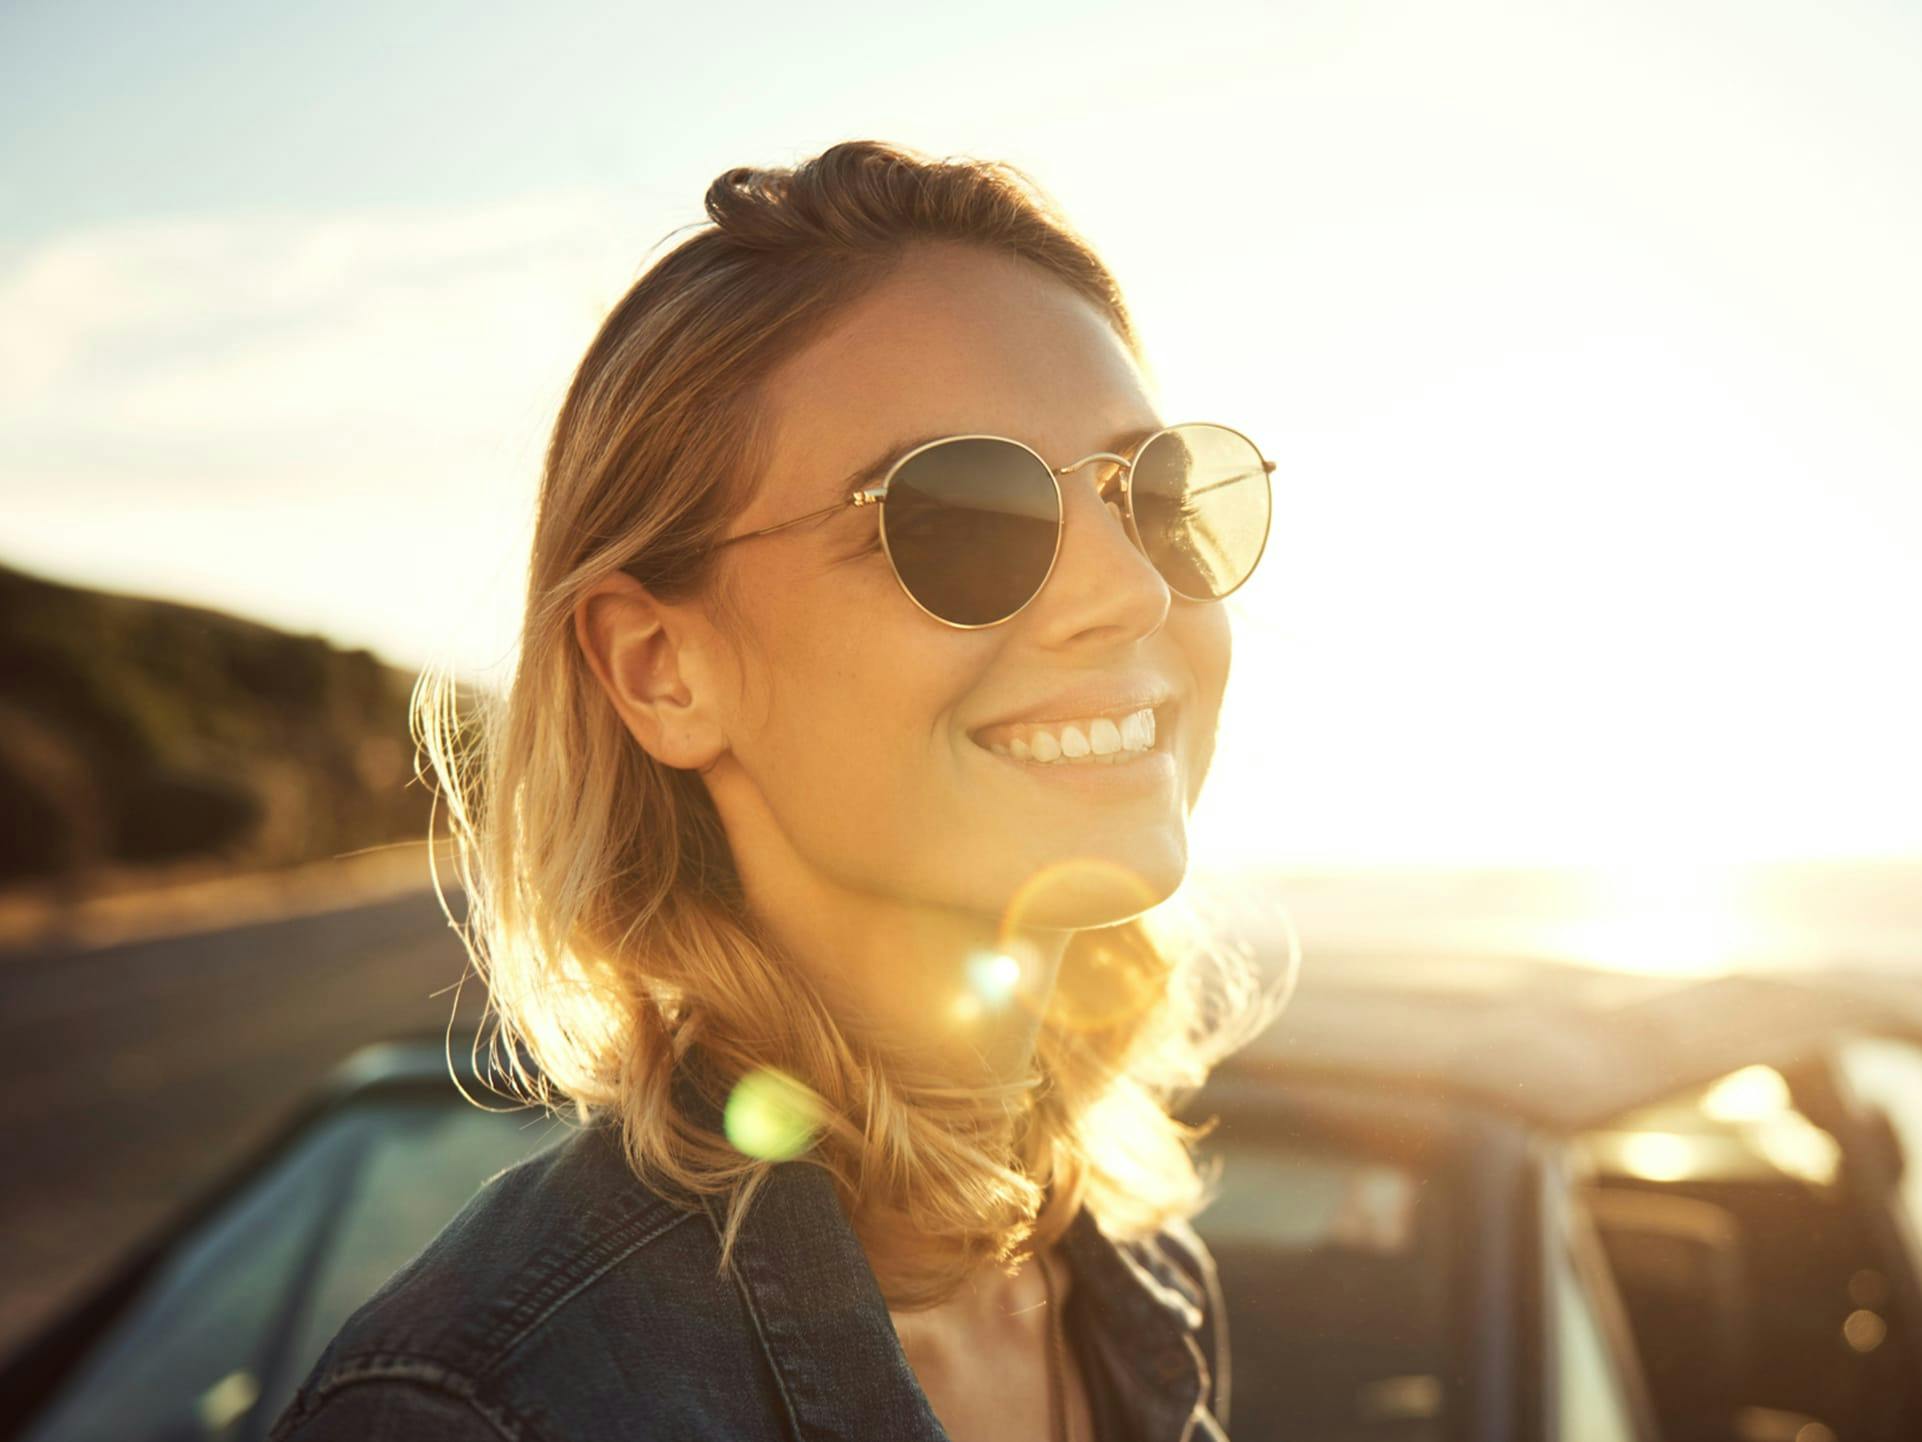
[708,420,1277,630]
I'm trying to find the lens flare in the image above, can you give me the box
[1000,856,1165,932]
[949,946,1040,1027]
[968,950,1023,1005]
[724,1067,824,1162]
[1000,858,1169,1034]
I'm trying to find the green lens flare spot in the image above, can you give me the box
[724,1067,824,1161]
[966,950,1023,1007]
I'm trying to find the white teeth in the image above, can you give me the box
[1122,711,1153,757]
[979,706,1162,767]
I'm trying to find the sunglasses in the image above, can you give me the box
[699,421,1275,629]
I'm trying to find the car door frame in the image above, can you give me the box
[1195,1065,1575,1442]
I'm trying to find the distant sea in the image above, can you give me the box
[1185,858,1922,976]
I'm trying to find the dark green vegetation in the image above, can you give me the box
[0,563,434,885]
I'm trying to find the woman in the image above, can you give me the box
[271,139,1279,1442]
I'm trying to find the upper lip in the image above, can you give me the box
[969,676,1175,736]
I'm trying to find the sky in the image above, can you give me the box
[3,0,1919,870]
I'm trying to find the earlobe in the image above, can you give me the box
[573,575,728,771]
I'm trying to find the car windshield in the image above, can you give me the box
[19,1096,564,1442]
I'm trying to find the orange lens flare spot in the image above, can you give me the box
[1000,857,1164,934]
[999,858,1170,1035]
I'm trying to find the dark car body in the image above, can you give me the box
[6,954,1922,1441]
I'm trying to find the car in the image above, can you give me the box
[4,953,1922,1441]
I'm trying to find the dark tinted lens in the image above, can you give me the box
[881,437,1061,625]
[1130,424,1271,600]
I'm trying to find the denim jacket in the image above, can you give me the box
[268,1066,1230,1442]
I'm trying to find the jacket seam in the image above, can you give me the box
[275,1353,543,1442]
[1138,1228,1208,1310]
[696,1191,807,1437]
[477,1206,699,1370]
[1118,1237,1206,1329]
[1155,1221,1231,1430]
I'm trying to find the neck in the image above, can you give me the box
[705,781,1093,1306]
[739,855,1070,1090]
[729,853,1084,1307]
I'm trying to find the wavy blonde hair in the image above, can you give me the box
[414,139,1282,1310]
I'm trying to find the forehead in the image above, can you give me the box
[756,245,1156,501]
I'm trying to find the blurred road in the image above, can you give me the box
[0,889,483,1357]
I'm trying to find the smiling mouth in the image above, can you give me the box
[969,704,1163,766]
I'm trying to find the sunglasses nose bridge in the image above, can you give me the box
[1053,451,1132,482]
[1048,449,1158,582]
[1053,452,1135,518]
[1032,450,1172,637]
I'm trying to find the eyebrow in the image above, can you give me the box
[826,423,1160,503]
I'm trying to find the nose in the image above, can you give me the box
[1023,456,1170,645]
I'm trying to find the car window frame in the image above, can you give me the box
[1190,1068,1543,1442]
[1531,1139,1662,1442]
[1826,1031,1922,1391]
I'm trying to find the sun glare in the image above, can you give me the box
[1538,863,1770,975]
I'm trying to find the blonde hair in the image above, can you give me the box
[414,139,1281,1309]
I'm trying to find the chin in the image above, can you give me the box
[988,830,1188,930]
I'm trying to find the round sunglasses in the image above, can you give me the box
[696,421,1274,629]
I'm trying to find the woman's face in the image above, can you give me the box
[701,243,1232,928]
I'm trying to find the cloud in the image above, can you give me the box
[0,190,653,489]
[0,190,671,668]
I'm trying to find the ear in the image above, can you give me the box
[574,572,729,771]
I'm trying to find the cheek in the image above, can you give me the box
[747,592,984,802]
[1173,603,1233,799]
[1179,603,1233,715]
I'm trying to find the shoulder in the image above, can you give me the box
[268,1121,731,1442]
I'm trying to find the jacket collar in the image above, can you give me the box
[669,1056,1213,1442]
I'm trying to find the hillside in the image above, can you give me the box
[0,562,438,886]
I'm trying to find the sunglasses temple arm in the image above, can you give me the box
[713,495,865,549]
[1178,469,1274,500]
